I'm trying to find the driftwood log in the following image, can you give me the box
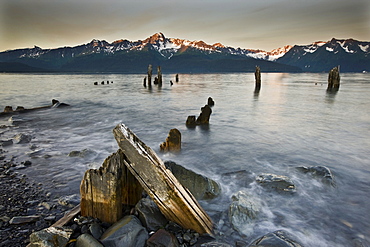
[113,123,213,235]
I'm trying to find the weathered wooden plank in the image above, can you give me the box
[51,204,81,227]
[113,123,213,235]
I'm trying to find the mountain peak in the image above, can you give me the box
[146,32,166,44]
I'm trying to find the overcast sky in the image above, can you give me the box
[1,0,369,52]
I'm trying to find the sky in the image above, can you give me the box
[0,0,369,52]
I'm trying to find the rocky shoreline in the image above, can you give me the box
[0,149,80,247]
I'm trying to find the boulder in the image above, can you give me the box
[13,133,32,144]
[147,229,179,247]
[15,106,25,111]
[29,227,73,247]
[196,105,212,125]
[164,161,221,200]
[256,173,296,193]
[248,230,303,247]
[100,215,148,247]
[160,128,181,152]
[76,233,104,247]
[228,190,261,236]
[135,197,168,232]
[296,166,335,186]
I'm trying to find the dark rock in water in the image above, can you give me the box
[13,133,32,144]
[196,105,212,125]
[0,139,13,147]
[135,197,168,232]
[186,115,197,127]
[94,82,98,85]
[221,170,255,188]
[256,173,296,193]
[160,128,181,152]
[249,230,303,247]
[29,227,73,247]
[9,215,40,224]
[207,97,215,107]
[147,229,179,247]
[68,148,97,158]
[100,215,148,247]
[164,161,221,200]
[296,166,335,186]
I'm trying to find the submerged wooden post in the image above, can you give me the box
[80,149,143,223]
[327,66,340,91]
[113,123,213,235]
[158,66,163,87]
[254,66,261,92]
[148,64,152,87]
[175,74,179,82]
[160,128,181,152]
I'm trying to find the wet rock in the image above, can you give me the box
[256,173,296,193]
[58,194,80,207]
[76,233,104,247]
[29,226,73,247]
[9,215,40,224]
[197,241,233,247]
[296,166,335,186]
[147,229,179,247]
[135,197,168,232]
[164,161,221,200]
[90,222,104,239]
[249,230,303,247]
[15,106,25,111]
[228,190,261,236]
[13,133,32,144]
[196,105,212,124]
[0,139,13,147]
[100,215,148,247]
[68,148,97,158]
[160,128,181,152]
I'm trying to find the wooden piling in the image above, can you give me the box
[148,64,152,87]
[158,66,162,87]
[254,66,261,92]
[80,149,143,223]
[327,66,340,91]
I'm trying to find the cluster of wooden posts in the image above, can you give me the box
[254,65,341,92]
[143,65,179,87]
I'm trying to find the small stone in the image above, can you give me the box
[44,216,56,222]
[9,215,40,224]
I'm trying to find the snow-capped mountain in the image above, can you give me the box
[277,38,370,72]
[0,33,368,72]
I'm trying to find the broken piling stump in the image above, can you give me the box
[148,64,153,87]
[80,149,143,223]
[327,66,340,91]
[160,128,181,152]
[158,66,163,87]
[113,123,213,235]
[254,66,261,93]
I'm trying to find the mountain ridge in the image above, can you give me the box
[0,33,368,73]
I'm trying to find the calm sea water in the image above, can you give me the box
[0,73,369,246]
